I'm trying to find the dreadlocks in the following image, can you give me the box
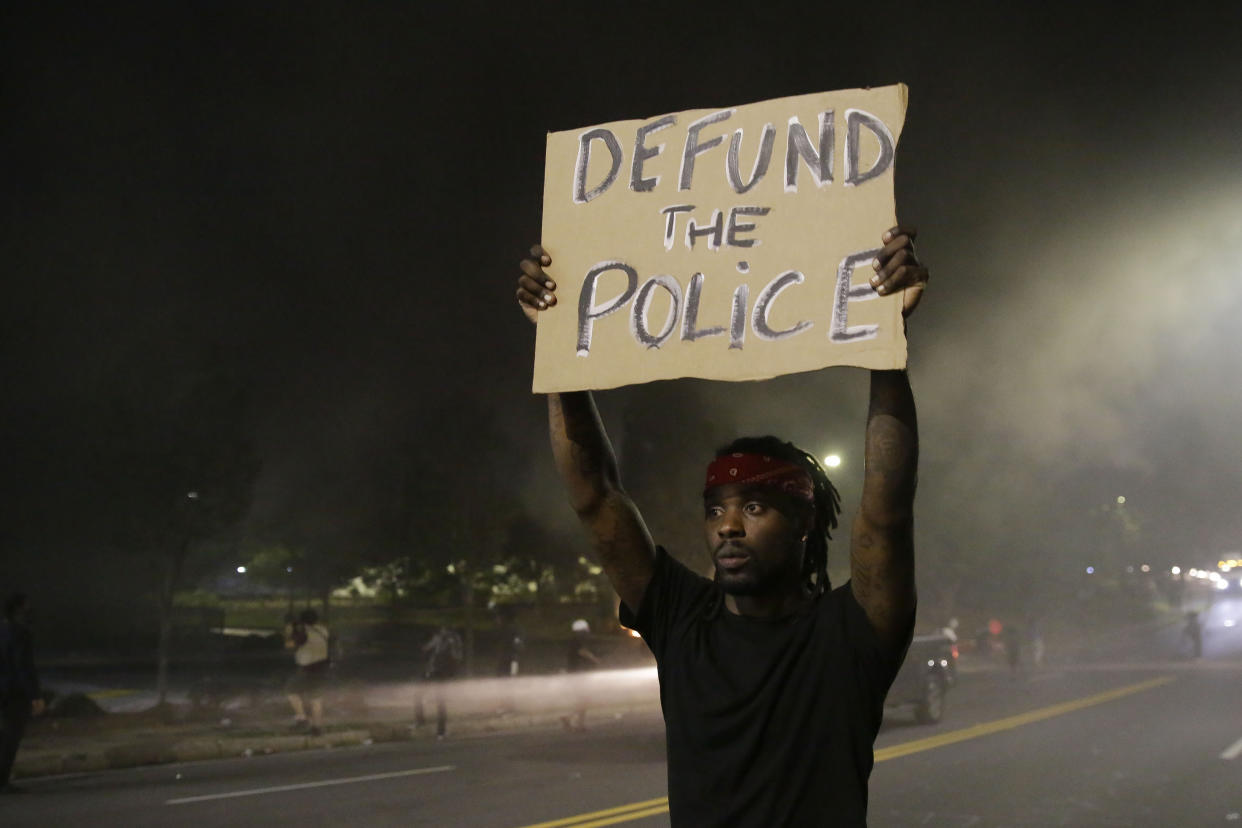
[713,436,843,595]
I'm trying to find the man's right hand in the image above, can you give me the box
[32,698,46,716]
[515,244,557,325]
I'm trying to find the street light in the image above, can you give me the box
[822,454,842,469]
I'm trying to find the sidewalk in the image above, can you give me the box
[14,701,662,780]
[15,652,1020,782]
[14,670,663,781]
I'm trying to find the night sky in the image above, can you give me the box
[4,3,1242,618]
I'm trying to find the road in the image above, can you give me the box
[6,662,1241,826]
[8,595,1242,827]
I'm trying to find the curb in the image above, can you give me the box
[14,703,661,780]
[15,727,399,779]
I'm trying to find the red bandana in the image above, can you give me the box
[704,453,814,503]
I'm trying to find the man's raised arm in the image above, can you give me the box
[848,225,928,655]
[518,245,656,613]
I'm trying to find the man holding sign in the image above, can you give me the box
[516,87,926,825]
[516,227,925,827]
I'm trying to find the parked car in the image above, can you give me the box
[886,633,958,724]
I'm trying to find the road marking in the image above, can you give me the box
[874,676,1175,762]
[514,675,1176,828]
[566,804,671,828]
[1222,736,1242,760]
[1053,661,1242,672]
[518,797,669,828]
[165,764,455,805]
[86,688,139,699]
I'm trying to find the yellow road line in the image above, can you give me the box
[516,675,1175,827]
[569,805,672,828]
[86,688,139,699]
[518,797,669,828]
[874,675,1175,762]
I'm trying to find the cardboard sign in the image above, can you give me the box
[533,85,908,393]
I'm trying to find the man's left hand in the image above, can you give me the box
[870,225,929,318]
[32,698,46,716]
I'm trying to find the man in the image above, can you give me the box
[417,625,462,739]
[1182,611,1202,659]
[515,225,926,826]
[284,608,331,736]
[1,592,45,792]
[494,605,524,678]
[1002,622,1023,675]
[561,618,601,732]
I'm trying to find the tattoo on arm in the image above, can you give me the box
[849,532,879,592]
[547,392,655,611]
[549,392,616,505]
[851,371,919,651]
[861,371,919,521]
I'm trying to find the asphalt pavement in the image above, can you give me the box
[6,594,1241,826]
[5,656,1242,826]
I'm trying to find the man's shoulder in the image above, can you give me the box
[620,546,717,634]
[653,547,719,605]
[654,546,713,584]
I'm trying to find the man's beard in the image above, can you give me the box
[713,554,800,596]
[715,565,764,595]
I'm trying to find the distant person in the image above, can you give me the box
[284,608,331,736]
[974,625,993,659]
[1027,619,1045,668]
[1181,611,1202,659]
[1,592,45,793]
[1002,623,1022,675]
[561,619,600,732]
[493,607,524,715]
[939,617,959,643]
[495,608,524,678]
[516,224,928,825]
[417,626,462,739]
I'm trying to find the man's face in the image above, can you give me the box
[704,483,808,596]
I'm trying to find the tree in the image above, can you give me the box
[246,479,387,624]
[102,352,259,707]
[385,393,526,674]
[240,542,301,610]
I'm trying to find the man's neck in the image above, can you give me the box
[724,587,812,619]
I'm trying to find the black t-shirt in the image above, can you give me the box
[620,548,909,827]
